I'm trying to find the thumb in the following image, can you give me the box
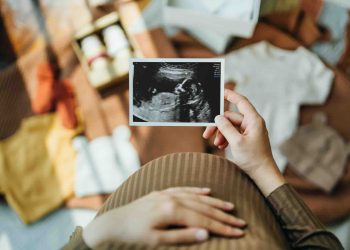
[215,115,241,145]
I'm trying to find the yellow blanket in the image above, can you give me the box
[0,114,82,223]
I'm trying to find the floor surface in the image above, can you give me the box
[0,203,96,250]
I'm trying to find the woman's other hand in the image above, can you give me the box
[83,187,246,248]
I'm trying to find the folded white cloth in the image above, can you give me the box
[73,126,140,197]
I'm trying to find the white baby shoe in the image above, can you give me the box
[112,125,141,179]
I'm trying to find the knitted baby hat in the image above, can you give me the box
[280,113,350,193]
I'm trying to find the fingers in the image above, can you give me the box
[214,115,241,145]
[171,206,245,238]
[163,189,235,212]
[155,228,209,245]
[169,192,234,211]
[204,111,243,144]
[178,199,246,228]
[203,126,217,139]
[158,190,247,229]
[214,130,227,147]
[224,89,258,118]
[218,142,228,150]
[224,111,244,125]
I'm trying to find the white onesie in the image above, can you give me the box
[224,41,334,172]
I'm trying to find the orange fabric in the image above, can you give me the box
[32,64,56,113]
[32,64,77,129]
[55,79,78,129]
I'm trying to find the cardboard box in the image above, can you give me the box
[163,0,261,38]
[72,12,134,89]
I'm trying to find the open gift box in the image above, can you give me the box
[163,0,261,38]
[72,12,140,89]
[162,0,260,53]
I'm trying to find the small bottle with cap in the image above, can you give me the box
[103,25,132,74]
[80,35,112,86]
[81,35,110,70]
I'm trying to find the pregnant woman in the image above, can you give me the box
[63,90,343,250]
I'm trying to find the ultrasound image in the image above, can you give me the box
[131,61,222,124]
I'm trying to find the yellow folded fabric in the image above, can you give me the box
[0,113,82,223]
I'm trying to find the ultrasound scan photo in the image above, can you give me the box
[129,58,224,126]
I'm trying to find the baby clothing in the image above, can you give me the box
[73,125,140,197]
[280,113,350,193]
[0,114,81,223]
[224,41,334,172]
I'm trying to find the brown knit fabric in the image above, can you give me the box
[64,152,289,250]
[268,184,343,250]
[65,226,89,250]
[63,153,343,250]
[95,153,288,250]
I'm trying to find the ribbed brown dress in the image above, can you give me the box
[63,153,343,250]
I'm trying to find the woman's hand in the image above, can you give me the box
[204,89,274,174]
[203,89,286,196]
[83,187,247,248]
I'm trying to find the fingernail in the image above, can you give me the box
[225,202,234,209]
[213,137,219,146]
[237,219,247,226]
[214,115,225,124]
[231,228,244,236]
[196,229,209,241]
[201,188,210,192]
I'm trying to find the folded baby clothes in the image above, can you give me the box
[73,126,140,197]
[0,114,82,223]
[280,113,350,193]
[224,41,334,172]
